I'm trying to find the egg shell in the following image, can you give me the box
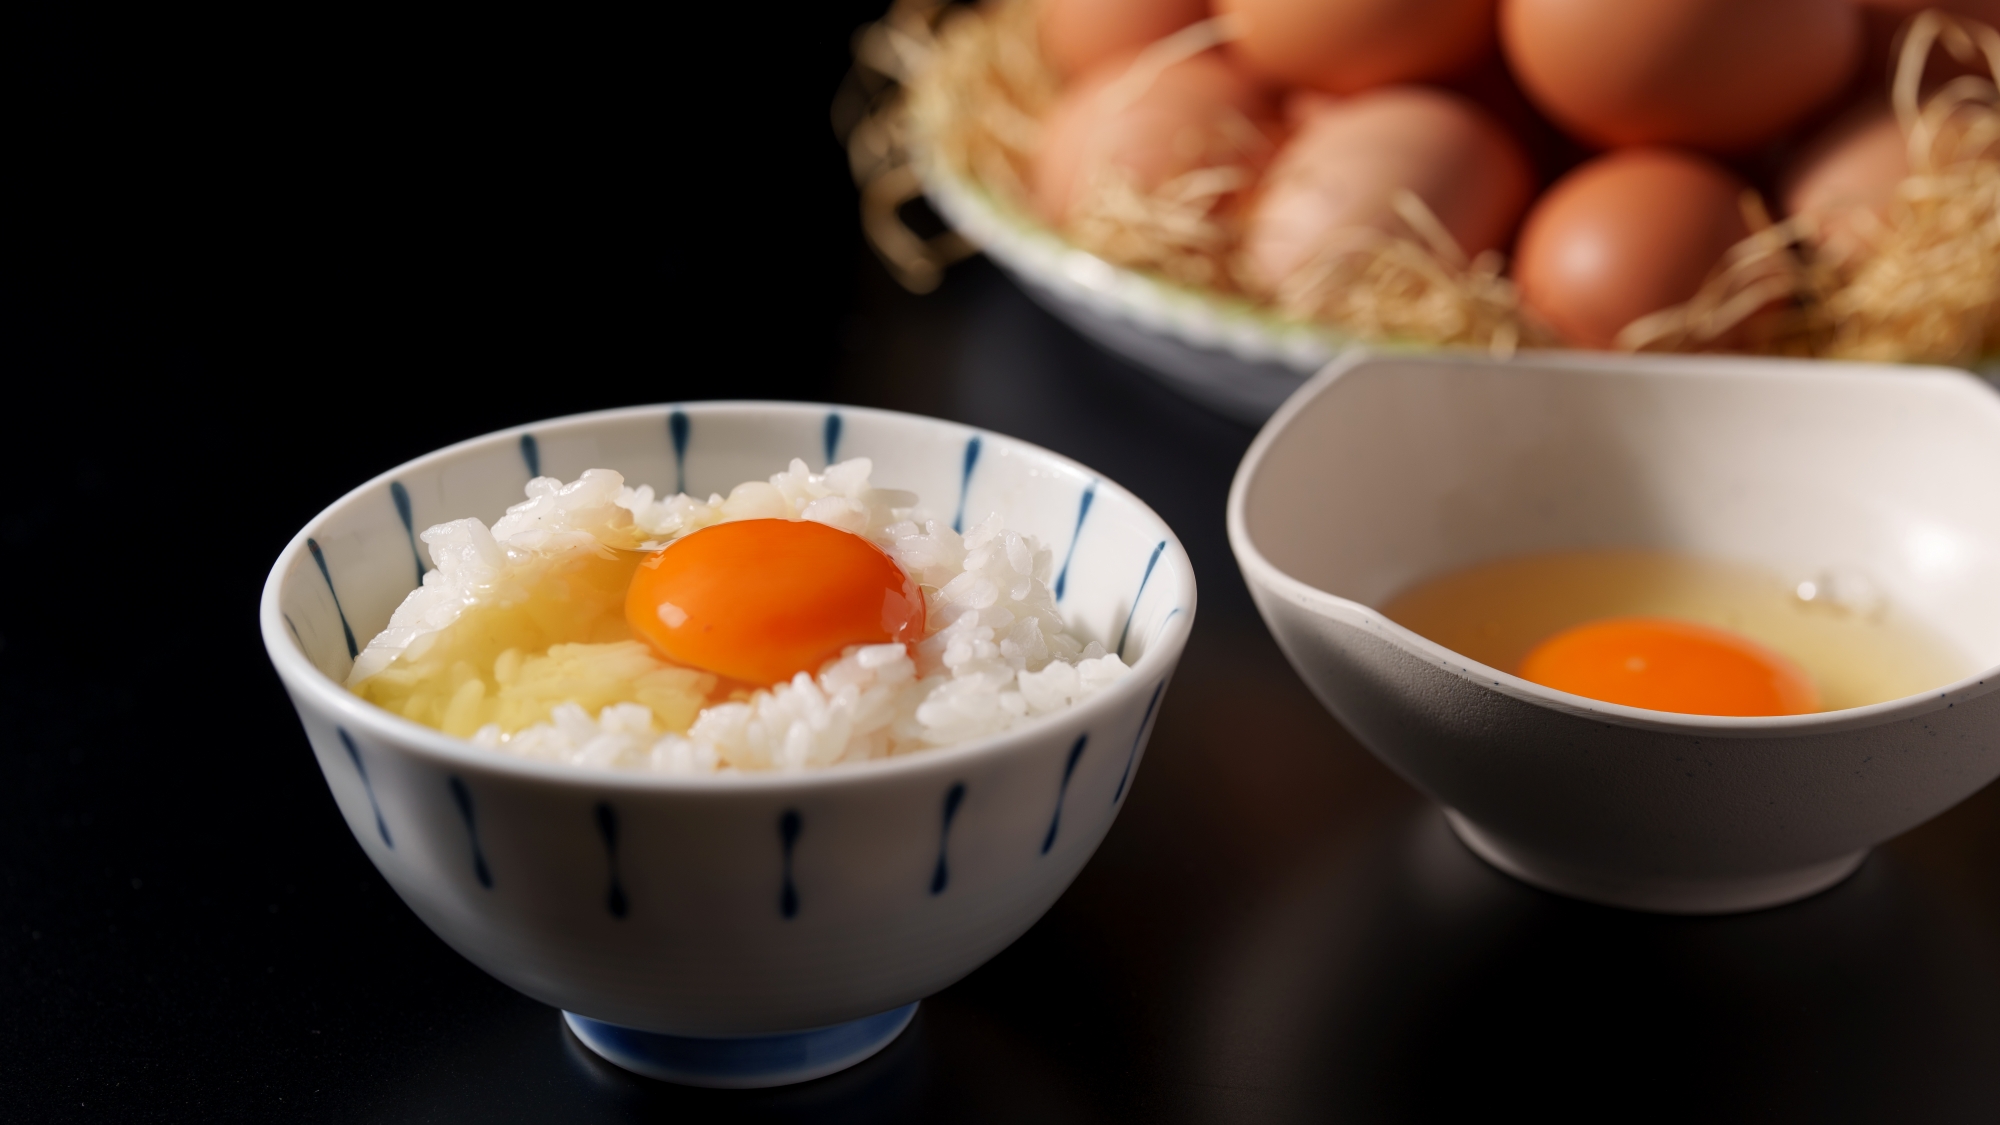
[1216,0,1496,95]
[1039,0,1213,79]
[1780,100,1908,261]
[1500,0,1863,152]
[1438,46,1591,185]
[1032,50,1278,227]
[1238,86,1536,294]
[1512,148,1753,349]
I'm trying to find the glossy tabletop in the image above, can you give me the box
[8,7,2000,1120]
[10,252,2000,1122]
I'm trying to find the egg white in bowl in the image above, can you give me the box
[344,452,1135,774]
[260,402,1195,1086]
[1229,351,2000,915]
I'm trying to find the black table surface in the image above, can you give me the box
[9,8,2000,1122]
[11,251,2000,1123]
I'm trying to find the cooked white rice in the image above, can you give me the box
[348,457,1128,772]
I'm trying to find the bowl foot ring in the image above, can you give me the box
[562,1002,918,1088]
[1444,808,1868,915]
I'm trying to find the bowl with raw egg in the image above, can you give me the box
[260,402,1194,1086]
[1228,350,2000,914]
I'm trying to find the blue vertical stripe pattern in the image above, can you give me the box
[338,728,393,847]
[449,776,493,889]
[669,410,690,494]
[520,434,540,479]
[306,538,359,660]
[1041,735,1089,855]
[930,782,967,895]
[1113,680,1166,805]
[778,809,802,919]
[823,412,843,467]
[951,435,982,534]
[389,481,426,586]
[1053,482,1096,602]
[596,802,628,919]
[1115,541,1168,659]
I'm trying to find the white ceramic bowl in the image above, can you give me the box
[260,402,1194,1086]
[1229,351,2000,914]
[919,153,1332,424]
[919,156,2000,424]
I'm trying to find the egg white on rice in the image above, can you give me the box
[347,458,1128,773]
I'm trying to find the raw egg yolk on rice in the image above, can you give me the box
[1517,616,1819,717]
[626,519,927,686]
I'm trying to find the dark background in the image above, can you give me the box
[8,4,2000,1122]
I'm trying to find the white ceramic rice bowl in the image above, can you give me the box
[259,403,1194,1067]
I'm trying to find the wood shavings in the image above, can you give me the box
[1828,12,2000,364]
[1623,12,2000,365]
[848,3,1995,367]
[845,0,1533,351]
[1614,194,1830,355]
[841,0,1053,292]
[1259,190,1549,355]
[1067,163,1248,289]
[1056,16,1259,290]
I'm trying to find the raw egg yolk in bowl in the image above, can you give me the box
[626,519,927,687]
[1518,617,1819,717]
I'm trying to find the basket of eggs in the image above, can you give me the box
[838,0,2000,421]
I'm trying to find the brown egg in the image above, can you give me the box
[1217,0,1496,95]
[1032,51,1277,227]
[1513,149,1753,348]
[1439,45,1590,185]
[1501,0,1863,152]
[1040,0,1213,80]
[1780,101,1908,261]
[1239,87,1536,293]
